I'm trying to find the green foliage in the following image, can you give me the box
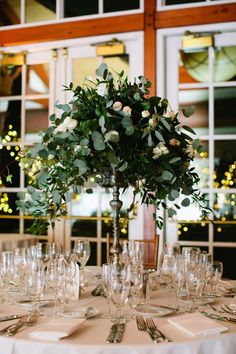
[16,63,210,233]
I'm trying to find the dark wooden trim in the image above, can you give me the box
[155,3,236,29]
[0,13,144,46]
[144,0,156,96]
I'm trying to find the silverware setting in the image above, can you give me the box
[201,310,236,323]
[136,315,171,343]
[106,323,126,343]
[0,312,39,337]
[0,314,24,323]
[208,304,236,316]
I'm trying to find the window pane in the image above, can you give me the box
[179,88,209,136]
[104,0,140,12]
[72,58,99,88]
[214,247,236,279]
[26,0,56,23]
[0,192,19,233]
[0,0,21,26]
[214,46,236,82]
[0,100,21,142]
[179,49,209,83]
[103,56,129,78]
[0,145,20,187]
[214,141,236,189]
[26,64,49,95]
[214,223,236,243]
[178,222,209,242]
[214,87,236,135]
[0,65,22,97]
[87,242,97,265]
[192,140,209,188]
[25,99,49,143]
[64,0,98,17]
[214,192,236,222]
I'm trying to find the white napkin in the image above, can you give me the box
[229,296,236,309]
[168,313,228,337]
[29,317,86,341]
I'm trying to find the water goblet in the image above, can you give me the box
[108,261,131,324]
[73,239,91,287]
[25,268,45,314]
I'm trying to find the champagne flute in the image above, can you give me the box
[73,239,91,287]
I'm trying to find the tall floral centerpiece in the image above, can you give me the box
[17,64,208,256]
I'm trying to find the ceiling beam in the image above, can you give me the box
[0,13,144,46]
[155,3,236,29]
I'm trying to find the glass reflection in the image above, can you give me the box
[72,57,99,88]
[178,222,208,242]
[0,64,22,97]
[25,0,56,23]
[214,140,236,189]
[0,0,21,26]
[179,88,209,136]
[25,99,49,143]
[26,63,49,94]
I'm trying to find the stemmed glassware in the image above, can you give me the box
[45,258,66,315]
[25,267,45,313]
[211,261,223,294]
[107,260,131,324]
[0,251,16,304]
[73,239,91,287]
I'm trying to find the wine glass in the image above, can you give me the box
[0,251,16,304]
[108,261,131,324]
[211,261,223,294]
[45,259,66,315]
[73,239,91,287]
[25,268,45,314]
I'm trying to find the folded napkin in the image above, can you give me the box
[168,313,227,337]
[29,317,86,341]
[229,296,236,309]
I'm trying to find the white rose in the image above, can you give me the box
[96,82,108,97]
[123,106,132,115]
[185,143,195,158]
[48,154,54,160]
[142,110,150,118]
[54,117,78,133]
[153,142,169,159]
[148,117,158,128]
[163,110,178,121]
[113,101,122,111]
[169,138,180,146]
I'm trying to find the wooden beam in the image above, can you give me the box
[0,13,144,46]
[144,0,156,96]
[155,3,236,29]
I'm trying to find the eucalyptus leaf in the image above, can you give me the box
[181,198,191,207]
[182,105,195,117]
[74,159,88,175]
[92,131,105,151]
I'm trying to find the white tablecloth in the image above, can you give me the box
[0,234,36,252]
[0,279,236,354]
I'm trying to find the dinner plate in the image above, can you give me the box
[135,304,174,317]
[19,300,50,309]
[59,307,100,319]
[195,295,221,306]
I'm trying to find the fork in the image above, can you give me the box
[5,313,39,337]
[136,315,159,343]
[0,315,28,335]
[146,317,171,342]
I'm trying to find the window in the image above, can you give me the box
[0,0,142,27]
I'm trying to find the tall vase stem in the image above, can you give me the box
[109,170,123,259]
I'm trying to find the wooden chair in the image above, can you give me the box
[106,233,159,270]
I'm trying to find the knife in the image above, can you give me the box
[113,323,125,343]
[201,311,236,323]
[106,324,118,343]
[0,315,24,323]
[150,304,178,311]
